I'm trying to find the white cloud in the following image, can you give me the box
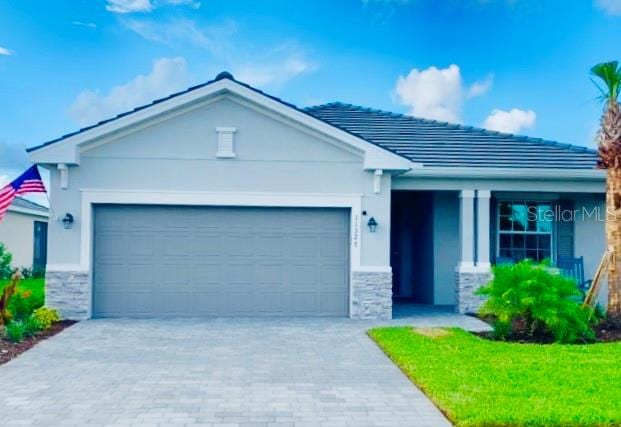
[72,21,97,29]
[483,108,536,134]
[596,0,621,15]
[106,0,152,13]
[106,0,201,13]
[394,64,492,122]
[121,18,236,52]
[68,57,189,126]
[235,57,317,87]
[0,46,12,56]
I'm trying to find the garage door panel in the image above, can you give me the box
[320,264,348,285]
[93,205,349,317]
[288,236,319,257]
[192,264,221,284]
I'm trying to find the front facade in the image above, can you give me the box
[28,72,606,320]
[0,197,48,272]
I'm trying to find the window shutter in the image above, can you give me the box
[556,200,574,260]
[490,197,497,263]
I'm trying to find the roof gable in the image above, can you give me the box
[305,103,599,170]
[28,73,411,171]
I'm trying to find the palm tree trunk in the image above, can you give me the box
[607,167,621,316]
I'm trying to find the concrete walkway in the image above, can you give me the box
[0,312,488,426]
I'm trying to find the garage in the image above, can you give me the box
[92,205,350,317]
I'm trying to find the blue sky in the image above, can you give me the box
[1,0,621,184]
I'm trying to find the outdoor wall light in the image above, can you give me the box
[62,213,74,229]
[367,217,378,232]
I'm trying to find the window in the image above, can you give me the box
[497,201,553,262]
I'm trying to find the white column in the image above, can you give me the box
[476,190,491,270]
[458,190,475,270]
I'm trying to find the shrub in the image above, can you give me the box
[0,243,12,280]
[477,259,600,343]
[8,290,39,321]
[5,321,26,343]
[23,315,42,337]
[32,307,60,330]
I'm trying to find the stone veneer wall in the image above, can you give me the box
[455,270,492,314]
[46,271,90,320]
[351,270,392,319]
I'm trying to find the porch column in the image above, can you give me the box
[455,189,492,314]
[476,190,491,269]
[458,190,475,269]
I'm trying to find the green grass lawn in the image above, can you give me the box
[0,277,45,308]
[369,327,621,427]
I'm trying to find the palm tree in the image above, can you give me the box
[591,61,621,317]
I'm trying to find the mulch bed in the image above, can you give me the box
[0,320,76,365]
[472,315,621,344]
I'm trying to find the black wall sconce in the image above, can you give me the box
[367,217,378,232]
[62,213,74,229]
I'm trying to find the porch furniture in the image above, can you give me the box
[556,256,592,294]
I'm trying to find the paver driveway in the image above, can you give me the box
[0,318,457,427]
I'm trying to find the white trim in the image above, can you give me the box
[373,169,383,194]
[58,163,69,189]
[46,264,87,273]
[79,189,364,318]
[456,262,491,273]
[404,166,605,181]
[215,126,237,158]
[29,79,413,171]
[353,266,392,273]
[460,189,475,198]
[7,205,49,218]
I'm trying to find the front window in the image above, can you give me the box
[497,201,553,262]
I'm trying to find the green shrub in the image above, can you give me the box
[5,321,26,343]
[0,243,12,280]
[32,307,60,330]
[8,290,40,321]
[476,259,600,343]
[23,315,42,337]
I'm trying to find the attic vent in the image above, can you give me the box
[216,127,236,158]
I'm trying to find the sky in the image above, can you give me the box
[1,0,621,189]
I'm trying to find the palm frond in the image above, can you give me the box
[591,61,621,102]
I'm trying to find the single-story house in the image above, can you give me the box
[27,71,605,320]
[0,196,48,272]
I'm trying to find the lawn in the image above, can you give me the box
[369,327,621,427]
[0,278,45,309]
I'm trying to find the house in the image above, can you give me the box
[0,196,48,272]
[27,71,605,320]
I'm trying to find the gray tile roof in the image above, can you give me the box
[10,196,49,213]
[304,103,599,169]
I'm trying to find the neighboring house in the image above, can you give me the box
[27,72,605,320]
[0,196,49,272]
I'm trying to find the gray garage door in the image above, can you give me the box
[93,205,349,318]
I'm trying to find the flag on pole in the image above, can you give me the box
[0,166,47,222]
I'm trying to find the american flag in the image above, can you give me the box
[0,166,47,222]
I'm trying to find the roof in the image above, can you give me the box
[9,196,49,213]
[304,103,599,169]
[28,72,599,170]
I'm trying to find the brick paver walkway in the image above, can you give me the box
[1,312,487,426]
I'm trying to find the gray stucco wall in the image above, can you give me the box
[573,194,607,305]
[45,97,392,269]
[432,191,459,305]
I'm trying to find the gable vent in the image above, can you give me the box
[216,127,237,158]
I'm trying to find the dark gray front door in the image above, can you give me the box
[93,205,349,317]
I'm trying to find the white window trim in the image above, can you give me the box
[216,126,237,158]
[76,189,364,318]
[495,199,555,262]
